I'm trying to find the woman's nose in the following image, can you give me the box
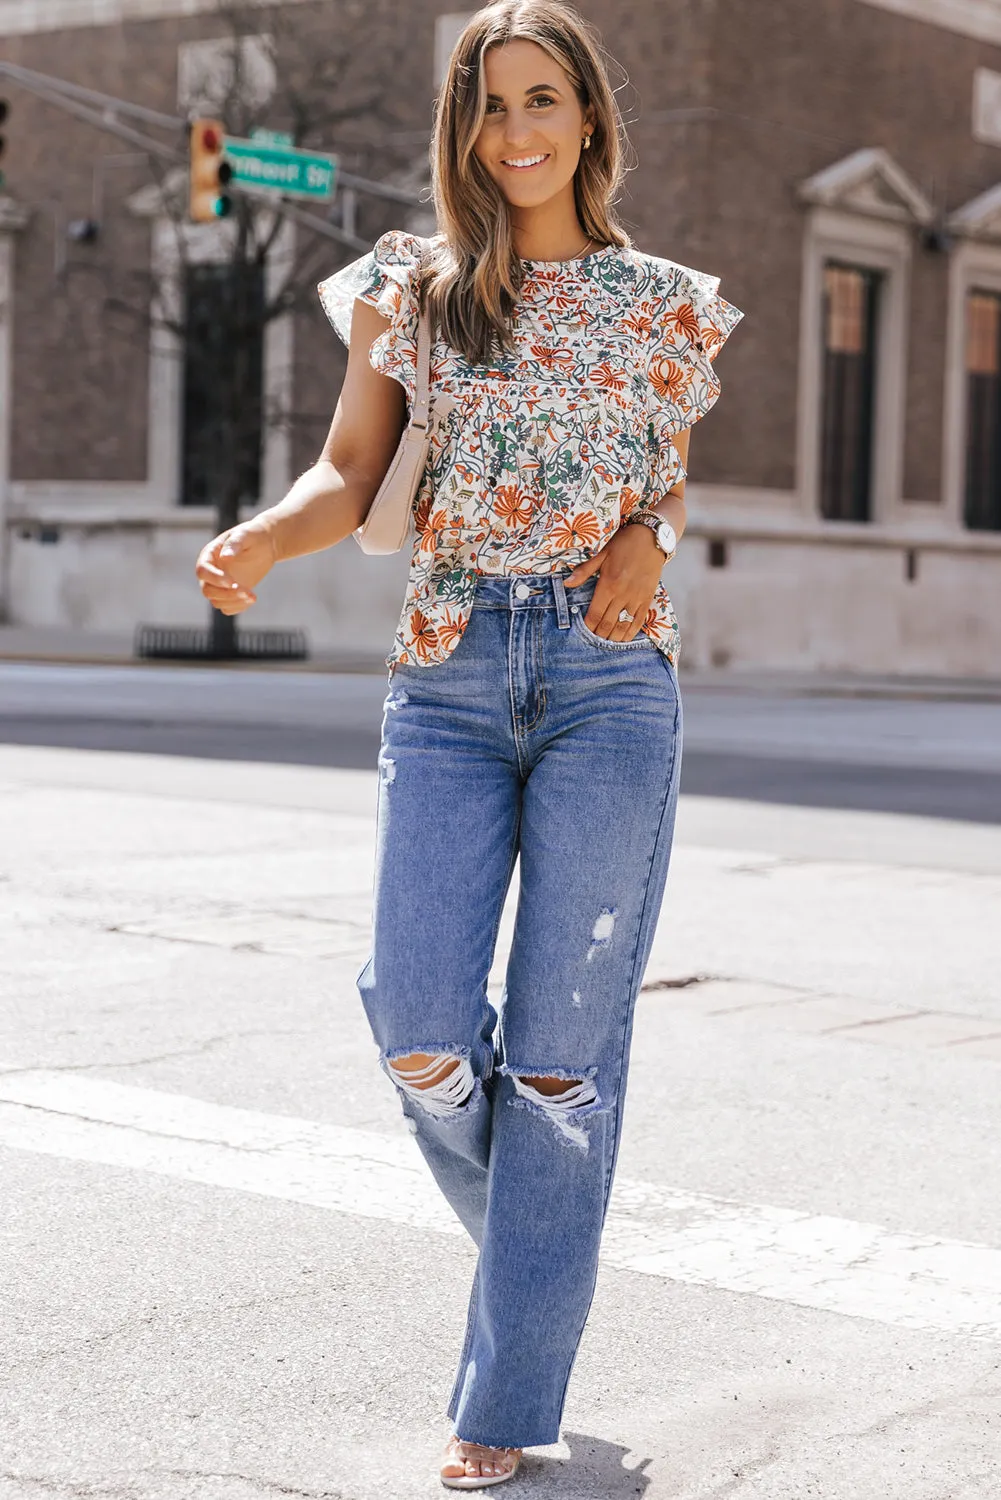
[502,113,533,148]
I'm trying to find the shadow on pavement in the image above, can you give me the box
[2,718,1000,824]
[681,751,1001,825]
[524,1431,653,1495]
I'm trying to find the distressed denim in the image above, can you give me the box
[356,571,683,1450]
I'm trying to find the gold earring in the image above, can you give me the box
[582,133,592,149]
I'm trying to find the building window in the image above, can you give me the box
[181,261,265,508]
[964,289,1001,531]
[819,263,881,522]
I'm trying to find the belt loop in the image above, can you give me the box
[552,573,570,629]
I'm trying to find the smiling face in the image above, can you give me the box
[472,37,594,212]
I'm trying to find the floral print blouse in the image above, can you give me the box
[318,230,742,671]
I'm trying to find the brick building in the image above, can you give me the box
[2,0,1001,675]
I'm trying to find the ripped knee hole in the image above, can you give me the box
[387,1052,475,1113]
[511,1075,598,1110]
[515,1074,583,1099]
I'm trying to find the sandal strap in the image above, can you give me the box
[446,1436,521,1460]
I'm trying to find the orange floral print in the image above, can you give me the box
[408,609,438,661]
[493,486,536,528]
[550,510,602,551]
[437,608,465,653]
[665,301,700,343]
[529,343,575,372]
[649,356,688,403]
[591,361,628,393]
[413,492,432,533]
[619,485,646,520]
[318,229,742,672]
[417,508,449,553]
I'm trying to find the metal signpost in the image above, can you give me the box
[223,133,337,202]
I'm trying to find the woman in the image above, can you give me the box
[195,0,741,1487]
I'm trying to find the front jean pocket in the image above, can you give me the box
[570,607,658,651]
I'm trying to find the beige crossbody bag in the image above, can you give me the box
[354,245,433,556]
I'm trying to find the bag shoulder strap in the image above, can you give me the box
[411,238,432,432]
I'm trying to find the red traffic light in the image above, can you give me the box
[188,117,233,223]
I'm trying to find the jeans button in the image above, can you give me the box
[514,582,531,600]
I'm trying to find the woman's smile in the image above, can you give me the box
[500,152,551,171]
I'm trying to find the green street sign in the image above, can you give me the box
[222,136,337,201]
[249,127,293,147]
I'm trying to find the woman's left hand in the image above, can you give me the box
[563,524,664,641]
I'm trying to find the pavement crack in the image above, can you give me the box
[828,1383,1001,1444]
[152,1473,345,1499]
[641,973,722,991]
[0,1474,344,1500]
[0,1028,302,1078]
[14,1279,335,1374]
[820,1009,931,1034]
[0,1477,141,1497]
[691,1446,783,1497]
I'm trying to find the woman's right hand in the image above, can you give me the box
[194,520,278,615]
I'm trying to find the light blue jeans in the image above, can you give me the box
[356,571,683,1450]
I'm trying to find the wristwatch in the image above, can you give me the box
[627,512,678,561]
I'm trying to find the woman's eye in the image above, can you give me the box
[529,96,556,107]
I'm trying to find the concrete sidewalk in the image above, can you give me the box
[3,620,1001,700]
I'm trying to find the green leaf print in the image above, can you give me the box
[433,569,473,604]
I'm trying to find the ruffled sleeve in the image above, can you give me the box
[645,262,744,436]
[317,228,425,396]
[638,261,742,506]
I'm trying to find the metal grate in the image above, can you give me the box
[134,625,309,660]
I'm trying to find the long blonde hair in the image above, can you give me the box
[424,0,631,365]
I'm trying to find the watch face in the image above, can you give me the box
[657,522,677,556]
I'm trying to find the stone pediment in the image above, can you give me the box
[948,183,1001,242]
[0,196,31,234]
[126,168,189,220]
[799,148,933,225]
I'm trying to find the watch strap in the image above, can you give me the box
[626,510,675,556]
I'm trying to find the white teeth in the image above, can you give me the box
[502,154,548,168]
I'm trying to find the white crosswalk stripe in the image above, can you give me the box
[2,1071,1000,1343]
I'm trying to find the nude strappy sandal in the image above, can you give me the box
[440,1434,522,1489]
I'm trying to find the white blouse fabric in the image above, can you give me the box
[318,230,743,671]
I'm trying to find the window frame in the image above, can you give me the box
[797,206,913,526]
[942,238,1001,533]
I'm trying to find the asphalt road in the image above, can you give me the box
[2,667,1001,1498]
[1,662,1000,822]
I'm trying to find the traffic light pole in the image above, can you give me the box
[0,60,419,249]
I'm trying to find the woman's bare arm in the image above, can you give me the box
[255,299,407,562]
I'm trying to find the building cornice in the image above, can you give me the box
[0,0,307,35]
[858,0,1001,47]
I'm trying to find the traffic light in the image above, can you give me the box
[0,100,8,190]
[188,117,233,223]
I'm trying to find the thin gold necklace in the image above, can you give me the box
[520,234,596,262]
